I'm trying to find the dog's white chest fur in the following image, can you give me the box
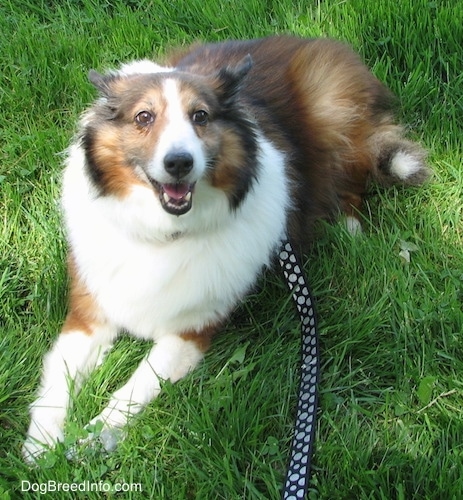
[62,137,290,339]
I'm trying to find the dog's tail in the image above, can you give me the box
[341,124,430,235]
[369,124,430,187]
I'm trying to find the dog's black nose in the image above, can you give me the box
[164,152,194,178]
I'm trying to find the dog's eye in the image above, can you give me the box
[135,111,155,126]
[192,110,209,125]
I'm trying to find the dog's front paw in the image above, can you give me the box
[22,425,63,464]
[23,403,67,463]
[22,438,48,464]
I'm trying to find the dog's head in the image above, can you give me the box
[80,56,258,218]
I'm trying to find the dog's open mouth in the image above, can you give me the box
[151,180,195,215]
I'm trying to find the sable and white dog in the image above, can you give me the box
[23,36,429,461]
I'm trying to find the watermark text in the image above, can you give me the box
[21,480,142,495]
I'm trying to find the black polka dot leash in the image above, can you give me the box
[278,240,319,499]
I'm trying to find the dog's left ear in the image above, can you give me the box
[88,70,116,97]
[213,54,253,104]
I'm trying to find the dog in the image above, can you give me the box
[23,35,429,461]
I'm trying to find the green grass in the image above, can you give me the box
[1,0,463,497]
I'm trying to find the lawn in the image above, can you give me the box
[1,0,462,498]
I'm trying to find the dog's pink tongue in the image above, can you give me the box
[162,183,190,200]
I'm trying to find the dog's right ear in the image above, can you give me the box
[88,70,115,97]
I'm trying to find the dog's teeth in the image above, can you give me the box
[185,192,192,202]
[163,192,170,204]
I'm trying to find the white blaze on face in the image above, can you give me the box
[147,78,207,185]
